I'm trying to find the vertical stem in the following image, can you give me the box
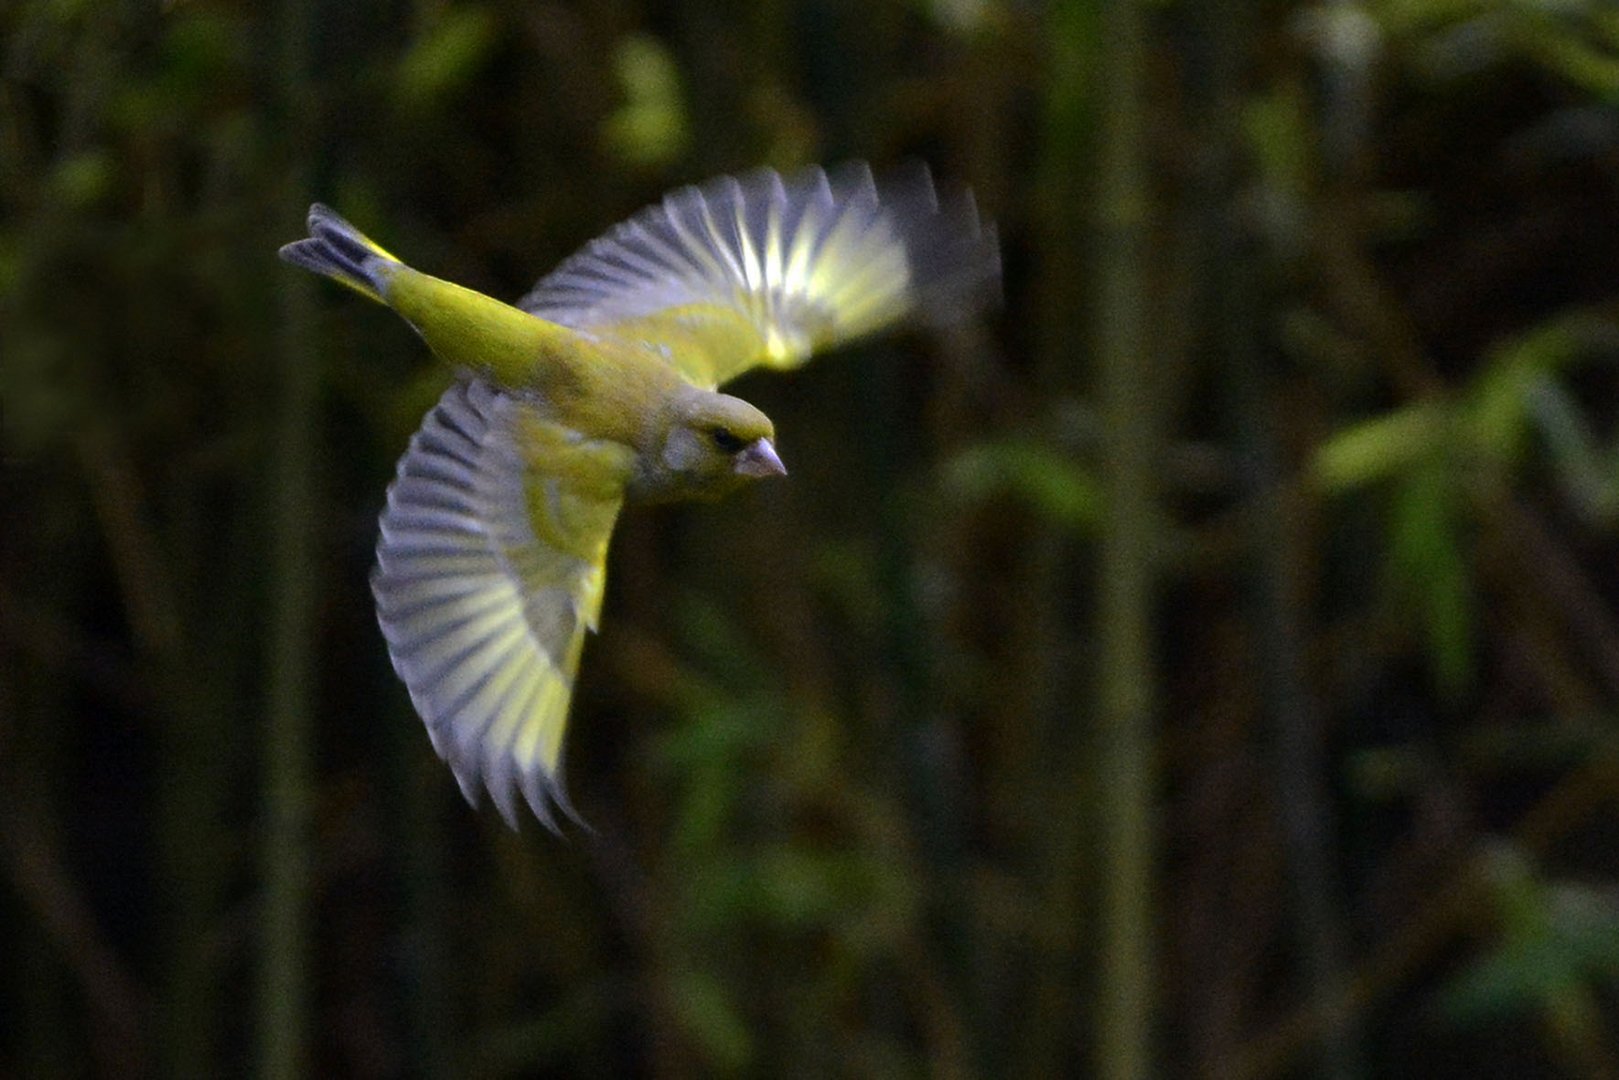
[1093,1,1157,1077]
[259,275,317,1080]
[1211,9,1361,1076]
[1026,1,1112,1073]
[1243,403,1363,1080]
[260,233,317,1073]
[259,0,316,1073]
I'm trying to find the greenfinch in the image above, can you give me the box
[280,163,999,828]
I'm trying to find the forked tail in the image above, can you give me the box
[279,204,403,303]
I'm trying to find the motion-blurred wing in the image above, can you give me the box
[519,162,1000,389]
[372,380,631,829]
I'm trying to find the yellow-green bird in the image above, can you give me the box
[280,163,998,829]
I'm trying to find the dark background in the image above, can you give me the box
[3,1,1619,1077]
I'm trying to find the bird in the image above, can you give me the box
[280,162,999,829]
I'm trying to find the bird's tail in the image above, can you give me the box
[279,204,404,304]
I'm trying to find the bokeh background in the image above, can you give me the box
[5,1,1619,1077]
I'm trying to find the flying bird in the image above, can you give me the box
[280,163,999,829]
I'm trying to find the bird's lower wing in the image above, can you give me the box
[372,380,631,829]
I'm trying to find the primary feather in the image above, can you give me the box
[521,162,999,388]
[372,381,630,829]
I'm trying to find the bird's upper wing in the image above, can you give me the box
[518,162,1000,389]
[372,380,633,829]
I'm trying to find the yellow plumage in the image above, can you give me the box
[280,162,999,828]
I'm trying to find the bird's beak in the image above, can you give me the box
[734,437,787,478]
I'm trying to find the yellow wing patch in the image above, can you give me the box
[372,380,632,829]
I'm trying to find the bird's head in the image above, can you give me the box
[648,389,786,501]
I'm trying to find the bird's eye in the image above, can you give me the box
[710,427,745,453]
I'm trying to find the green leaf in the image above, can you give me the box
[1313,403,1448,493]
[1521,376,1619,521]
[48,149,114,207]
[1242,85,1313,199]
[395,8,498,110]
[1389,454,1473,694]
[939,439,1101,531]
[1464,315,1594,467]
[1519,17,1619,95]
[604,34,689,167]
[1442,848,1619,1024]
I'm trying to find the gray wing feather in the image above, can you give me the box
[373,380,618,830]
[519,162,999,381]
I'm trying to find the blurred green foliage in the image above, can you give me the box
[1443,847,1619,1023]
[605,34,689,166]
[3,0,1619,1078]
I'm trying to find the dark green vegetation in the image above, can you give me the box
[4,2,1619,1077]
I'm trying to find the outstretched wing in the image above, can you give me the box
[519,162,1000,389]
[372,380,633,829]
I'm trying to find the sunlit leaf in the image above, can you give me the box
[1313,403,1448,492]
[604,34,688,167]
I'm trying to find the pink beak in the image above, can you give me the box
[734,437,787,478]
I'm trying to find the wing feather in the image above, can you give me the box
[372,380,631,829]
[519,162,999,388]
